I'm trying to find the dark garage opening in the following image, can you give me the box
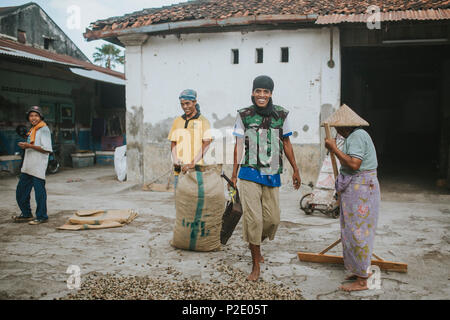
[341,44,450,193]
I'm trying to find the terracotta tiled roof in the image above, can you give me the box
[85,0,450,40]
[0,37,125,80]
[317,8,450,24]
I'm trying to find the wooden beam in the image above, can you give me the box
[298,252,408,273]
[372,253,384,261]
[319,238,341,255]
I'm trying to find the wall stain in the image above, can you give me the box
[126,142,142,154]
[212,113,235,129]
[126,106,143,138]
[144,117,176,143]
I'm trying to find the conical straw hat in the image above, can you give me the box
[322,104,369,127]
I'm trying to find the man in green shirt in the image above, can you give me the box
[231,75,301,281]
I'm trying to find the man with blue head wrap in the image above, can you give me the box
[168,89,212,188]
[178,89,201,113]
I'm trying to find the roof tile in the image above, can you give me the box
[84,0,450,40]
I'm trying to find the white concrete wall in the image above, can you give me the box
[137,27,340,144]
[123,27,341,182]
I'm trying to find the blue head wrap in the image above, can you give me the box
[179,89,197,101]
[179,89,200,113]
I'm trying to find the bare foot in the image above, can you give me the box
[247,263,260,281]
[339,279,368,292]
[247,243,261,281]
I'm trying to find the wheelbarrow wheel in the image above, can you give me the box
[331,206,340,219]
[300,193,314,215]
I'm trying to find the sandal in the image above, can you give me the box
[29,218,48,225]
[12,215,34,223]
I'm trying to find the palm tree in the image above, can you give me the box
[93,44,124,69]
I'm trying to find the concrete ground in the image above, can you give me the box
[0,166,449,300]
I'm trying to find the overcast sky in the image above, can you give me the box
[2,0,185,72]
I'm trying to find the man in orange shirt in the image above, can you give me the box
[168,89,212,188]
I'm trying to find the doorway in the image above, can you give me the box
[341,44,450,193]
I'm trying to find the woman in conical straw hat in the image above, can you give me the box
[324,104,380,292]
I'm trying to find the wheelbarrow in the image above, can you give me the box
[299,135,344,219]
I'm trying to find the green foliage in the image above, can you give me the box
[93,44,124,69]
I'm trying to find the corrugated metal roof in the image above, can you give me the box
[316,8,450,24]
[0,44,80,66]
[0,37,125,82]
[69,68,125,85]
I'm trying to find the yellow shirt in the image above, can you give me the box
[168,114,212,168]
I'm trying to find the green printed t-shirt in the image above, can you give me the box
[339,128,378,176]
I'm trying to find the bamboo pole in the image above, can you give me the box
[324,122,338,179]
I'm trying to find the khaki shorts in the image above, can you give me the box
[239,179,280,245]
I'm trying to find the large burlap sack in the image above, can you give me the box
[171,165,225,251]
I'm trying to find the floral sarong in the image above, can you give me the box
[336,170,380,278]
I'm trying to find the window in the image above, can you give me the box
[281,47,289,63]
[44,37,54,50]
[256,48,263,64]
[231,49,239,64]
[44,38,51,50]
[17,29,26,44]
